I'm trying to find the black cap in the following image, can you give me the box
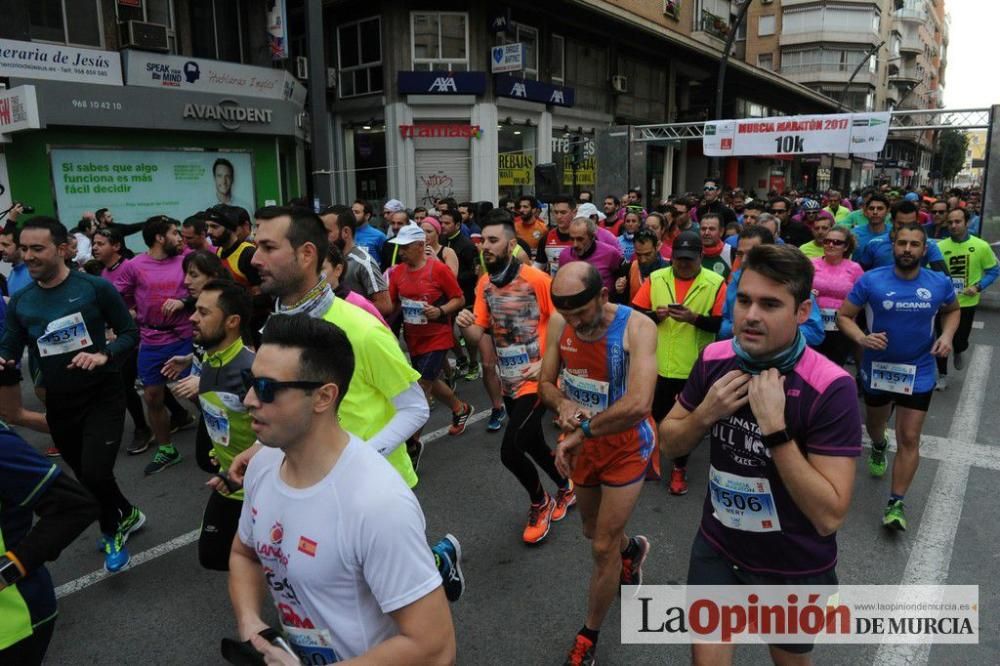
[204,204,247,231]
[672,230,702,260]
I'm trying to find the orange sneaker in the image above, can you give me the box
[552,481,576,523]
[522,494,555,544]
[552,483,577,522]
[669,467,688,495]
[564,634,596,665]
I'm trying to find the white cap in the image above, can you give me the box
[383,198,406,214]
[577,202,606,222]
[388,223,426,245]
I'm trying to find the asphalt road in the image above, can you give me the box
[11,308,1000,665]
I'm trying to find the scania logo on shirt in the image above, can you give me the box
[270,521,283,545]
[916,288,932,301]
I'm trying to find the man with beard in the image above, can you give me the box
[614,228,667,304]
[0,217,142,573]
[539,262,657,665]
[236,206,465,601]
[456,210,574,545]
[697,179,736,227]
[187,280,256,571]
[114,216,196,475]
[319,205,392,317]
[205,204,262,290]
[837,224,958,531]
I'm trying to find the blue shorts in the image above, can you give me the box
[138,339,194,387]
[411,350,448,383]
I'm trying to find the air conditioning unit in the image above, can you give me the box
[120,21,169,52]
[295,56,308,80]
[611,74,628,93]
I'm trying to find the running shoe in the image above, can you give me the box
[448,403,475,436]
[620,535,650,588]
[103,531,130,573]
[431,534,465,602]
[127,427,153,455]
[463,363,481,381]
[118,507,146,543]
[44,446,61,458]
[564,634,596,666]
[407,438,424,472]
[455,356,470,377]
[869,440,888,478]
[935,377,948,392]
[522,494,555,544]
[953,352,964,371]
[144,445,182,475]
[552,483,577,522]
[486,406,507,432]
[170,411,196,434]
[669,467,688,495]
[883,499,907,531]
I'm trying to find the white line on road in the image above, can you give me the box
[972,321,984,330]
[873,344,992,666]
[55,406,493,599]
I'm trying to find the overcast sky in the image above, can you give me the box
[942,0,999,109]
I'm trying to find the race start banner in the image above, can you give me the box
[703,112,891,156]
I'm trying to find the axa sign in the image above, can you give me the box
[494,74,575,107]
[397,71,487,96]
[182,98,273,131]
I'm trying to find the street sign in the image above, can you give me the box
[491,43,524,74]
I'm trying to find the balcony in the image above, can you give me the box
[696,9,730,41]
[899,33,923,53]
[780,66,878,87]
[779,29,880,48]
[890,65,922,84]
[894,7,926,22]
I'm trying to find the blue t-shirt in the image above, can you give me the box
[725,235,785,250]
[354,223,387,261]
[851,222,892,262]
[857,236,944,270]
[0,426,61,647]
[720,269,826,346]
[846,266,955,394]
[6,263,31,297]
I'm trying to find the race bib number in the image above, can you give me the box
[870,361,916,395]
[820,308,839,332]
[37,312,93,357]
[497,344,530,379]
[282,625,340,664]
[951,277,966,293]
[709,466,782,533]
[562,371,610,414]
[545,246,565,276]
[401,297,428,325]
[191,355,203,378]
[199,397,230,447]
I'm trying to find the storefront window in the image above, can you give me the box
[498,124,537,202]
[551,132,597,198]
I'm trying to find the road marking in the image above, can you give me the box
[873,344,991,666]
[972,321,984,330]
[55,406,493,599]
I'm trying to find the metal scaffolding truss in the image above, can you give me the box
[630,108,991,143]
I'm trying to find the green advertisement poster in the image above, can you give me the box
[50,147,256,228]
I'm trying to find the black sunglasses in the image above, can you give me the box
[241,369,325,403]
[703,185,719,191]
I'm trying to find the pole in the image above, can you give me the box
[306,0,334,207]
[710,0,753,180]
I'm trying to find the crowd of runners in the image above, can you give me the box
[0,180,994,665]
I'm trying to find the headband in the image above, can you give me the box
[551,280,603,311]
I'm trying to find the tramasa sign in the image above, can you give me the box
[398,124,482,139]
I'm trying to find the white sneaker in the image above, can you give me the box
[935,377,948,391]
[953,353,964,371]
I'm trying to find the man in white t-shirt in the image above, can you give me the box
[229,313,456,664]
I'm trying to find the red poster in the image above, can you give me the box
[769,175,786,194]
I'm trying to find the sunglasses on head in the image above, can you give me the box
[822,238,846,246]
[241,369,325,403]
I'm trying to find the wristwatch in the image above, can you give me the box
[579,418,594,438]
[0,554,23,587]
[760,428,792,449]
